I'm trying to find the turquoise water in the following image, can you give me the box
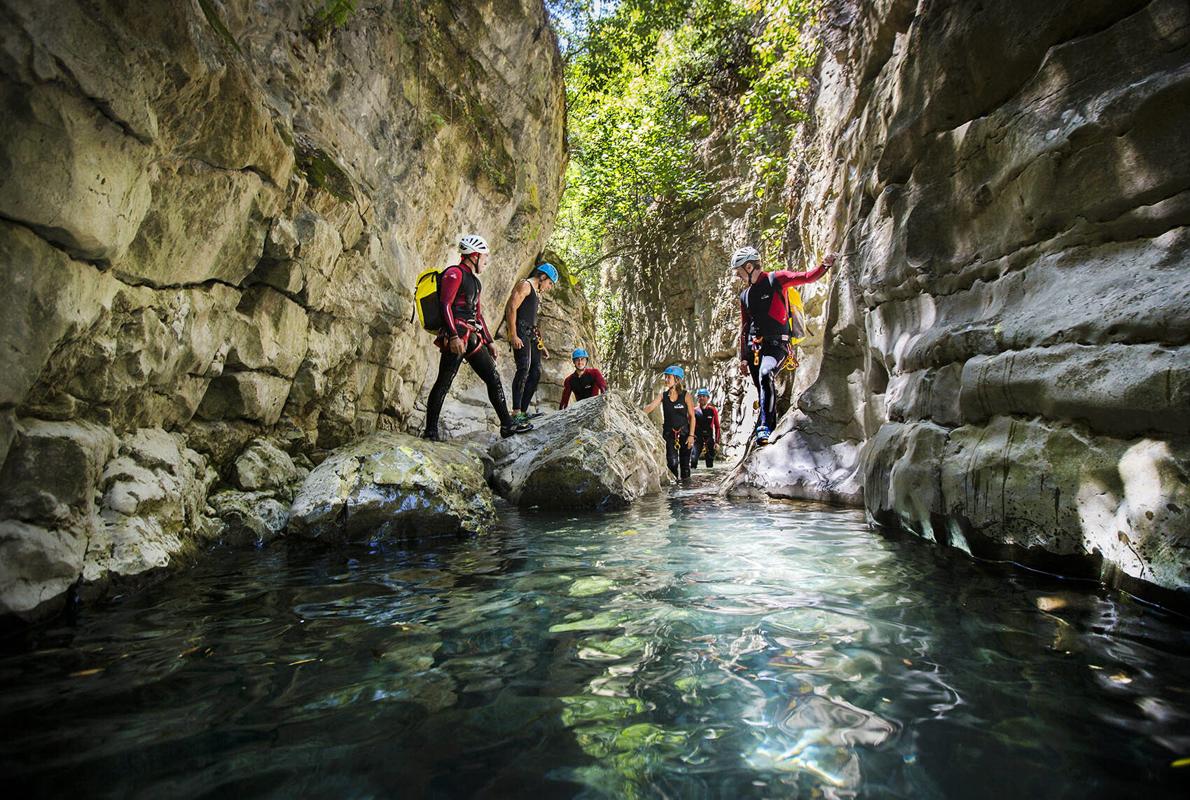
[2,471,1188,798]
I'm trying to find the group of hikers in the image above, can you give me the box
[418,234,835,480]
[418,234,607,442]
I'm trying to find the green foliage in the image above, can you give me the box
[548,0,822,351]
[305,0,358,43]
[736,0,821,200]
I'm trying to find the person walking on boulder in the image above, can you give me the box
[689,388,721,469]
[422,234,532,441]
[559,348,607,409]
[730,246,834,445]
[642,365,696,480]
[504,262,558,425]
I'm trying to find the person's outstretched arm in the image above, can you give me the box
[772,254,836,287]
[642,392,663,414]
[560,376,572,409]
[592,369,608,395]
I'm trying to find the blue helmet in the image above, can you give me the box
[534,263,559,283]
[695,388,710,397]
[663,365,685,380]
[572,348,589,360]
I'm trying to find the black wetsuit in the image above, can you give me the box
[511,279,541,411]
[690,404,719,469]
[424,265,514,436]
[661,389,692,480]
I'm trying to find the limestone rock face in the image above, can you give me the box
[728,0,1190,593]
[288,432,496,542]
[488,392,667,509]
[0,0,572,615]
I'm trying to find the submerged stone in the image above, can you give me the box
[287,431,496,543]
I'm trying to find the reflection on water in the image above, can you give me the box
[2,472,1189,798]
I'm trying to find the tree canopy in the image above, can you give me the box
[546,0,821,351]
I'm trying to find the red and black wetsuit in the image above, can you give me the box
[690,403,720,469]
[738,264,827,432]
[559,368,607,409]
[424,262,513,435]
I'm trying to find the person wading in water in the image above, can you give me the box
[504,262,558,425]
[642,365,696,480]
[422,234,532,441]
[689,388,721,469]
[730,246,835,445]
[559,348,607,409]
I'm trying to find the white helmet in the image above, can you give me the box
[459,234,489,255]
[730,246,760,269]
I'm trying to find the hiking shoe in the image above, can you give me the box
[422,429,445,442]
[512,412,530,425]
[755,426,771,446]
[500,422,533,438]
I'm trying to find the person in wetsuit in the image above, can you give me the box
[559,348,608,409]
[504,263,558,425]
[730,246,835,445]
[641,365,696,480]
[689,388,721,469]
[422,234,532,441]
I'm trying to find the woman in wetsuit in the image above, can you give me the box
[422,234,532,441]
[641,365,697,480]
[504,263,558,425]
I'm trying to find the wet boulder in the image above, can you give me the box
[288,432,496,542]
[488,391,667,510]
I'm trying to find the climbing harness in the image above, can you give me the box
[782,344,800,373]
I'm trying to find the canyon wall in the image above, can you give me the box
[0,0,570,617]
[735,0,1190,596]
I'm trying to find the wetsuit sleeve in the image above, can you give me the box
[592,369,607,394]
[738,300,751,361]
[439,267,463,337]
[772,262,828,287]
[560,375,572,409]
[711,407,721,440]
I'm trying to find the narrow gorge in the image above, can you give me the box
[1,0,1188,796]
[600,0,1190,601]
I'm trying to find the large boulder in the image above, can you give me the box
[288,432,496,542]
[488,392,667,510]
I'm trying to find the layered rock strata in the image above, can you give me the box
[734,0,1190,595]
[0,0,568,617]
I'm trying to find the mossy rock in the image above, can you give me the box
[288,431,496,542]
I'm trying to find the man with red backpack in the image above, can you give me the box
[731,246,835,445]
[422,234,533,441]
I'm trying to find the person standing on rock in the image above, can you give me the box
[559,348,608,409]
[504,262,558,426]
[689,388,721,469]
[730,246,835,446]
[642,365,696,480]
[423,234,532,441]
